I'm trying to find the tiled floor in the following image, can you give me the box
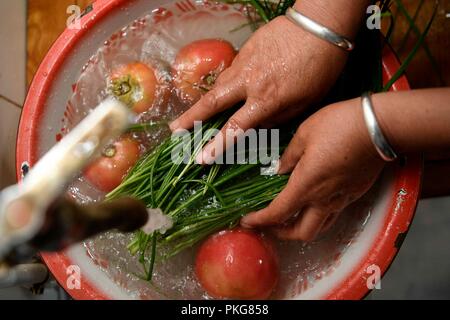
[0,0,449,300]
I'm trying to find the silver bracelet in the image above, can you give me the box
[285,7,354,51]
[361,92,398,162]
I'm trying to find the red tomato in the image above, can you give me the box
[173,39,236,103]
[110,62,159,114]
[84,137,140,192]
[195,228,279,300]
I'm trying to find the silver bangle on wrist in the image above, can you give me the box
[285,7,354,51]
[361,92,398,162]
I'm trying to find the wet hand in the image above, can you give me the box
[241,99,386,241]
[170,16,348,163]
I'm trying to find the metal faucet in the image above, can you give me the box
[0,98,149,289]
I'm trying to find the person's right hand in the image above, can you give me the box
[170,15,349,163]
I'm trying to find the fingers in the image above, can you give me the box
[240,164,307,227]
[272,206,329,241]
[196,98,274,164]
[170,77,245,132]
[277,127,305,174]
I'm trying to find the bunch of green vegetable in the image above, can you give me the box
[107,115,288,279]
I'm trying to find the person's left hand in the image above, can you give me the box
[241,98,386,240]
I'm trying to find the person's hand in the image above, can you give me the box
[170,16,348,163]
[241,98,386,241]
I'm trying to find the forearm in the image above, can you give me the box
[293,0,371,40]
[371,88,450,154]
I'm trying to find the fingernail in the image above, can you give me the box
[195,146,214,165]
[195,150,205,165]
[274,159,289,175]
[172,128,187,136]
[169,120,179,132]
[240,220,253,229]
[240,213,255,227]
[274,160,281,174]
[197,138,223,165]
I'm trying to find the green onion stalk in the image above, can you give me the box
[106,114,289,280]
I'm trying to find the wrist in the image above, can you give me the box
[293,0,369,40]
[277,14,349,63]
[367,93,404,155]
[349,98,386,162]
[276,15,349,98]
